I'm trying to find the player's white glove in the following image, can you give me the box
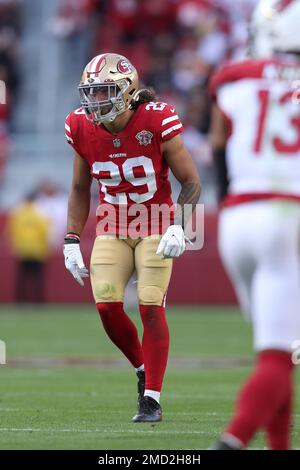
[63,241,89,286]
[156,225,187,259]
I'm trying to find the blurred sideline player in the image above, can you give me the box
[210,0,300,450]
[63,53,201,422]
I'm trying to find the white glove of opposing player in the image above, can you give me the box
[63,243,89,286]
[156,225,187,259]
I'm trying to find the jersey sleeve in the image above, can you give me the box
[65,112,81,155]
[160,103,183,142]
[209,59,270,99]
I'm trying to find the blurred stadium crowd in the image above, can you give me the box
[0,0,257,302]
[49,0,257,204]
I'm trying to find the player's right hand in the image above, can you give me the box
[63,243,89,286]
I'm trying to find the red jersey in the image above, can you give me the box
[65,102,183,236]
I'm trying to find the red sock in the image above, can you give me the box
[226,350,294,448]
[139,305,170,392]
[266,376,293,450]
[96,302,143,368]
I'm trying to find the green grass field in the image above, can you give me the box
[0,305,299,450]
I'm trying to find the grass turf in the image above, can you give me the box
[0,305,299,450]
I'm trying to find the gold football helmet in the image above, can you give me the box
[78,53,139,124]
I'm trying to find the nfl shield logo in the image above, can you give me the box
[113,138,121,148]
[136,130,153,146]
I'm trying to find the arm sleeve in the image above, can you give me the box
[209,59,267,99]
[160,104,183,142]
[65,113,82,155]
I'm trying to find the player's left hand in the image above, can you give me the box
[156,225,187,259]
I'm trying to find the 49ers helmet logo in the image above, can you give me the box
[117,59,133,74]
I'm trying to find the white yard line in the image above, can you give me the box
[0,427,211,435]
[0,392,233,400]
[5,356,253,369]
[0,408,231,415]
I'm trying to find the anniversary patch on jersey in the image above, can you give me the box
[135,130,153,146]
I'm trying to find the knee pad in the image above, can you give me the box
[138,285,164,305]
[93,281,118,302]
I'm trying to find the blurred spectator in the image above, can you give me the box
[35,181,68,249]
[0,0,21,105]
[49,0,99,95]
[0,121,10,183]
[182,97,212,167]
[0,58,10,184]
[7,192,51,303]
[0,0,22,181]
[49,0,97,38]
[218,0,258,58]
[0,46,19,102]
[0,0,22,35]
[101,0,139,42]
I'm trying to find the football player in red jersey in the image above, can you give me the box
[210,0,300,449]
[63,53,201,422]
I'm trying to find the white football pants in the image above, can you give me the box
[219,200,300,352]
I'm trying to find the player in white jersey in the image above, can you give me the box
[210,0,300,450]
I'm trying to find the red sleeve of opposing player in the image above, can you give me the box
[209,59,273,98]
[65,112,81,155]
[160,104,183,142]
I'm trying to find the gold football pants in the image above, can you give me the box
[90,236,173,306]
